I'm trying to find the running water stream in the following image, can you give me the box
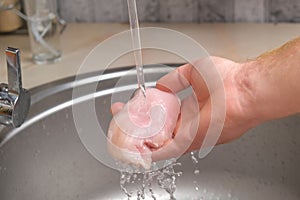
[118,1,197,199]
[127,0,146,97]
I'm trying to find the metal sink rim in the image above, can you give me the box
[0,64,178,147]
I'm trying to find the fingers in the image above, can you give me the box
[152,95,200,161]
[111,102,125,115]
[151,117,199,161]
[151,137,183,161]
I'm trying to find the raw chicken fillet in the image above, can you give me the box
[107,88,180,169]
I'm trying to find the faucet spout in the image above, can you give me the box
[0,47,30,127]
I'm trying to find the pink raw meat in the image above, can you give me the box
[107,88,180,169]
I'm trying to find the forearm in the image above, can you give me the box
[242,37,300,122]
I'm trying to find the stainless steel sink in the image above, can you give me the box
[0,65,299,200]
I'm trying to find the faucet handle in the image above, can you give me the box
[6,47,22,93]
[0,47,30,128]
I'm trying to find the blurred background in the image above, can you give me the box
[57,0,300,23]
[1,0,300,34]
[0,0,298,73]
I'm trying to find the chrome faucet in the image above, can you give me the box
[0,47,30,128]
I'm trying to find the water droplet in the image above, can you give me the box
[190,152,199,164]
[194,169,200,175]
[177,172,183,177]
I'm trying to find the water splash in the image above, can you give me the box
[190,151,201,194]
[120,171,133,199]
[119,161,182,200]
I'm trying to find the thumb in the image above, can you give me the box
[156,61,210,104]
[156,63,191,93]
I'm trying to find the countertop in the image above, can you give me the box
[0,23,299,89]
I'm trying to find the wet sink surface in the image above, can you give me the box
[0,65,299,200]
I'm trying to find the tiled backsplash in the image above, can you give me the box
[57,0,300,23]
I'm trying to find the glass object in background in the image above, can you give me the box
[24,0,63,64]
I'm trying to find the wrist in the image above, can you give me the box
[235,60,268,125]
[237,57,299,124]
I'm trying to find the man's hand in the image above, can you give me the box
[152,56,259,161]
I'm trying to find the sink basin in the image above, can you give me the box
[0,65,299,200]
